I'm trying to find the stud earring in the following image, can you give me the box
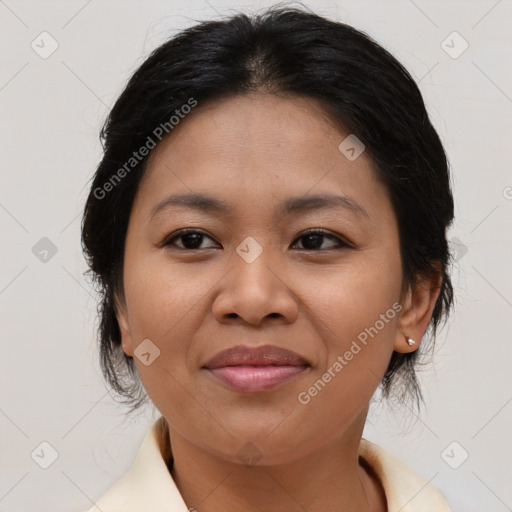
[407,337,416,346]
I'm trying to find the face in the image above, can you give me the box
[116,93,430,465]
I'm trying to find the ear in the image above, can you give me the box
[394,270,442,354]
[114,292,135,357]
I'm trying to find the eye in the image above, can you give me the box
[291,229,350,251]
[161,228,351,252]
[161,229,219,250]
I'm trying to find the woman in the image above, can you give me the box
[81,6,454,511]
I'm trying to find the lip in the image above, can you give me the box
[203,345,310,393]
[203,344,309,368]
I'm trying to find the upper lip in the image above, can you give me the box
[203,345,310,369]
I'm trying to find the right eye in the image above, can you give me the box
[161,229,220,250]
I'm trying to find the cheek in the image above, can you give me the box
[123,250,213,339]
[309,243,402,339]
[302,245,402,394]
[122,265,202,426]
[121,251,231,414]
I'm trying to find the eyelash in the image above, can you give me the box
[161,228,352,252]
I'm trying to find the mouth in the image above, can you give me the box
[202,344,311,393]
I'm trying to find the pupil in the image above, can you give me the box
[183,233,202,248]
[304,234,322,249]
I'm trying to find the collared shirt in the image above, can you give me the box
[85,416,451,512]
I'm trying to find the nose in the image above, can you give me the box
[212,245,299,327]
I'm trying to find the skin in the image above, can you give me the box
[115,93,441,512]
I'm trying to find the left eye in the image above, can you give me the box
[292,229,349,251]
[161,229,349,251]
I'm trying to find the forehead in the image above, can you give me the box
[134,93,389,220]
[148,93,349,168]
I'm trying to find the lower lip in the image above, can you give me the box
[205,365,308,393]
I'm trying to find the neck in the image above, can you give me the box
[161,417,387,512]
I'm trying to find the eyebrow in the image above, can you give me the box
[150,192,369,220]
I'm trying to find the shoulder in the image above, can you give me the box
[359,439,452,512]
[83,417,187,512]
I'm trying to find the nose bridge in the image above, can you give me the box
[232,234,280,295]
[212,234,298,326]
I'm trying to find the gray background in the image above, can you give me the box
[1,0,511,511]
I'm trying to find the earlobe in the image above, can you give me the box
[394,273,442,354]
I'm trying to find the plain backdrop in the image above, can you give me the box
[0,1,511,511]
